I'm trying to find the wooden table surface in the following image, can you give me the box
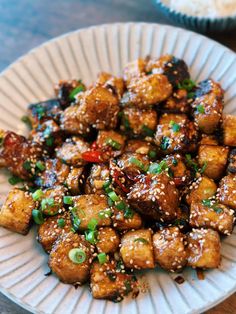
[0,0,235,313]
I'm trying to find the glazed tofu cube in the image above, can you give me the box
[164,153,191,186]
[96,72,125,99]
[190,201,234,235]
[120,229,155,269]
[124,140,157,157]
[90,260,135,301]
[187,228,221,268]
[96,130,126,159]
[0,188,35,234]
[155,113,198,154]
[186,176,217,206]
[72,195,111,230]
[162,89,189,113]
[200,134,218,146]
[218,174,236,209]
[123,58,146,84]
[121,107,157,137]
[38,212,72,253]
[192,79,224,134]
[85,164,110,194]
[49,232,92,284]
[227,149,236,174]
[66,167,84,195]
[112,208,142,231]
[42,185,66,216]
[128,173,179,221]
[96,227,120,253]
[153,227,187,272]
[198,145,229,180]
[56,136,89,166]
[223,114,236,146]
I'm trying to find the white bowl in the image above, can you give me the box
[0,23,236,314]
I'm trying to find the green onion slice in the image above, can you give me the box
[160,137,170,150]
[63,196,73,205]
[97,252,107,264]
[57,218,66,228]
[8,176,23,185]
[108,191,120,202]
[41,198,54,211]
[129,156,147,171]
[23,160,31,171]
[85,230,98,244]
[69,85,85,100]
[196,104,205,114]
[88,218,98,231]
[116,201,126,211]
[142,125,154,137]
[32,189,44,201]
[134,238,149,244]
[106,138,121,150]
[169,120,180,133]
[148,150,157,159]
[177,79,196,92]
[68,248,86,264]
[36,161,45,171]
[32,209,44,225]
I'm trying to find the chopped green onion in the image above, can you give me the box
[148,161,168,174]
[196,104,205,114]
[123,116,131,130]
[185,154,199,173]
[148,150,157,159]
[107,197,114,207]
[46,136,54,146]
[177,79,196,92]
[124,207,134,219]
[21,116,32,130]
[108,191,120,202]
[160,137,170,150]
[71,215,80,232]
[23,160,31,171]
[35,106,45,119]
[103,180,111,189]
[32,209,44,225]
[41,198,54,211]
[187,92,195,99]
[202,199,223,214]
[32,189,44,201]
[200,162,208,174]
[142,125,154,137]
[172,159,178,166]
[99,209,112,218]
[85,230,98,244]
[36,161,45,171]
[124,280,132,295]
[169,120,180,133]
[105,186,113,194]
[88,218,98,231]
[8,176,23,185]
[129,156,147,171]
[57,218,65,228]
[69,85,85,100]
[97,252,107,264]
[63,196,73,205]
[213,207,223,214]
[106,138,121,150]
[134,238,149,244]
[68,248,86,264]
[116,201,126,211]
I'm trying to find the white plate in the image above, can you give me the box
[0,23,236,314]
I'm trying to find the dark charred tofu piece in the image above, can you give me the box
[72,195,111,230]
[222,114,236,146]
[162,89,190,113]
[96,227,120,253]
[0,131,42,179]
[90,260,136,300]
[153,227,187,272]
[49,232,93,285]
[0,188,35,235]
[38,212,72,253]
[123,58,146,85]
[37,158,70,188]
[164,154,191,186]
[155,113,198,155]
[41,185,66,216]
[77,86,120,130]
[112,208,142,231]
[218,174,236,209]
[187,228,221,268]
[198,145,229,180]
[186,176,217,206]
[96,130,126,159]
[96,72,125,99]
[56,137,89,166]
[85,164,110,194]
[200,134,218,146]
[54,79,86,108]
[120,229,155,269]
[146,55,190,87]
[60,104,90,135]
[66,167,84,195]
[227,149,236,174]
[192,79,224,134]
[124,140,158,158]
[190,201,234,235]
[121,107,157,137]
[127,173,179,221]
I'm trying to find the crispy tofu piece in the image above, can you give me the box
[123,58,146,84]
[90,260,136,300]
[96,227,120,253]
[112,208,142,231]
[227,149,236,174]
[120,229,155,269]
[190,201,234,235]
[198,145,229,180]
[153,227,187,272]
[192,79,224,134]
[187,228,221,268]
[200,134,218,146]
[49,232,92,284]
[162,89,189,113]
[96,72,125,99]
[121,107,158,137]
[186,176,217,206]
[164,153,191,186]
[124,140,157,157]
[85,164,110,194]
[66,167,84,195]
[155,113,198,154]
[56,136,89,166]
[72,195,111,230]
[218,174,236,209]
[0,188,35,234]
[42,185,66,216]
[128,173,179,221]
[96,130,126,159]
[38,212,72,253]
[223,114,236,146]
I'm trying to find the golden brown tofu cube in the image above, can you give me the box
[112,208,142,231]
[38,212,72,253]
[49,232,92,284]
[120,229,155,269]
[223,114,236,146]
[153,227,187,272]
[162,89,189,113]
[90,260,136,301]
[164,154,191,186]
[96,130,126,159]
[186,176,217,206]
[218,174,236,209]
[227,149,236,174]
[187,228,221,269]
[72,194,111,230]
[123,58,146,84]
[85,164,110,194]
[200,134,218,146]
[121,107,157,137]
[96,227,120,253]
[198,145,229,180]
[96,72,125,99]
[66,167,84,195]
[42,185,66,216]
[190,201,234,235]
[56,136,89,166]
[0,188,35,235]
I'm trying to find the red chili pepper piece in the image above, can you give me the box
[81,151,102,163]
[113,169,129,193]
